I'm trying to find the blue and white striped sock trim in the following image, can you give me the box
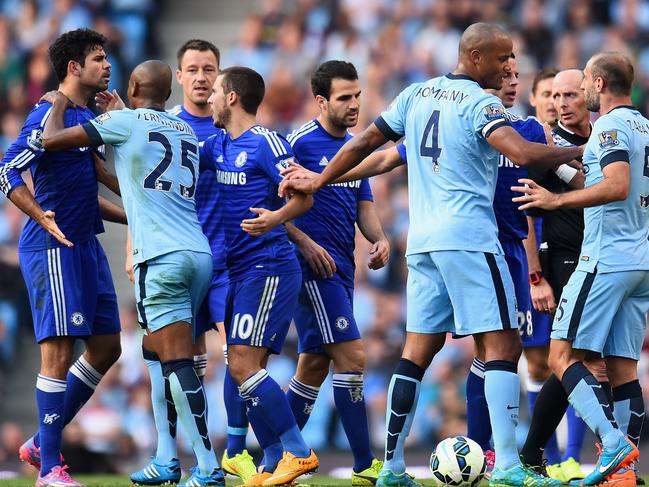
[332,373,364,389]
[470,357,485,379]
[69,355,103,390]
[193,354,208,377]
[36,374,67,393]
[289,377,320,401]
[238,369,269,400]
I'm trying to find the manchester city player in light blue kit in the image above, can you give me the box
[201,66,318,486]
[513,52,649,486]
[281,23,582,487]
[40,60,224,487]
[285,60,389,485]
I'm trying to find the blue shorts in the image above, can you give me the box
[196,268,229,335]
[501,239,551,348]
[134,250,212,334]
[407,250,517,336]
[224,272,301,354]
[552,268,649,360]
[19,238,120,343]
[294,278,361,354]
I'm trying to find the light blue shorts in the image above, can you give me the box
[552,268,649,359]
[134,250,213,334]
[406,250,517,336]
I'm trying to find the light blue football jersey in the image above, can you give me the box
[375,73,510,255]
[578,105,649,273]
[84,108,211,264]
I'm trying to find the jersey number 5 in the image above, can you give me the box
[144,131,197,198]
[420,110,442,172]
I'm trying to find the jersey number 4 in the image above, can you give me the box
[420,110,442,172]
[144,131,197,198]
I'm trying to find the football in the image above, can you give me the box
[430,436,486,486]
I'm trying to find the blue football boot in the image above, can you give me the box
[131,457,181,485]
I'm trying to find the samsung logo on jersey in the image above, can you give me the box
[414,86,469,104]
[498,155,520,169]
[216,169,246,185]
[329,181,362,188]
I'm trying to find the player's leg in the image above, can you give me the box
[466,341,492,462]
[226,274,318,486]
[139,251,221,484]
[379,252,451,487]
[549,270,640,485]
[287,352,328,430]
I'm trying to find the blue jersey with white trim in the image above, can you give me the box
[288,119,373,287]
[84,108,210,264]
[0,102,103,251]
[494,113,546,241]
[375,73,510,255]
[200,125,300,281]
[579,105,649,273]
[169,105,226,271]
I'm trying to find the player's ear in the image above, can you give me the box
[315,94,327,110]
[67,60,81,78]
[175,69,183,85]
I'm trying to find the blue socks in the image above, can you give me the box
[613,380,645,446]
[466,358,492,452]
[333,373,373,473]
[563,405,587,461]
[36,375,66,476]
[246,398,283,472]
[162,359,217,476]
[34,356,103,450]
[561,362,622,450]
[143,347,177,462]
[286,376,319,430]
[484,360,520,470]
[384,358,424,474]
[225,365,249,456]
[239,369,309,458]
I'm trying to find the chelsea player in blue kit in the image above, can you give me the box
[0,29,124,487]
[513,52,649,486]
[285,61,389,485]
[40,60,223,487]
[201,66,318,486]
[281,23,582,487]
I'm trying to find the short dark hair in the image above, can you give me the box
[531,68,558,95]
[220,67,265,115]
[177,39,220,69]
[311,60,358,100]
[590,52,634,96]
[48,29,107,82]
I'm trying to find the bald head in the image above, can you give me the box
[587,52,634,96]
[552,69,589,132]
[459,23,510,56]
[130,60,172,104]
[554,69,583,87]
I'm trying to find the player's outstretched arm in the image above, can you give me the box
[279,123,388,196]
[356,200,390,270]
[241,192,314,237]
[93,152,121,196]
[487,125,583,169]
[286,222,336,279]
[512,160,630,210]
[41,91,93,151]
[98,196,127,224]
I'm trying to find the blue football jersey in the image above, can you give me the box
[169,105,226,271]
[287,119,373,287]
[0,102,103,251]
[494,113,546,241]
[84,108,210,264]
[376,74,510,255]
[579,105,649,273]
[200,125,300,281]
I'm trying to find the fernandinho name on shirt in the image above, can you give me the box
[136,111,194,135]
[413,85,470,104]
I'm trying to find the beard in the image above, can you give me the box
[213,105,231,128]
[585,88,600,112]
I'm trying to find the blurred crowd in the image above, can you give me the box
[2,0,649,476]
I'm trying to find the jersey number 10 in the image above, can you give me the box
[420,110,442,172]
[144,131,198,198]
